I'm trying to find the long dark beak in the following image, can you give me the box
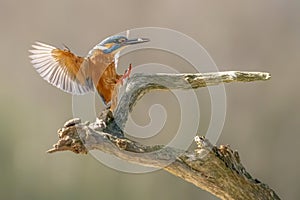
[124,38,150,45]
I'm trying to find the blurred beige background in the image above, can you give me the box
[1,0,299,199]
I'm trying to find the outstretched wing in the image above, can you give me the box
[29,42,94,95]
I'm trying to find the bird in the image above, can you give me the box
[29,35,149,110]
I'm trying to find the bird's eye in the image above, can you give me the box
[118,38,126,43]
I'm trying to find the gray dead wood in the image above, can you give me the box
[48,71,280,200]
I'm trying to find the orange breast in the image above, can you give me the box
[95,63,121,104]
[89,50,121,105]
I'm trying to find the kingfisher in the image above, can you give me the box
[29,35,149,110]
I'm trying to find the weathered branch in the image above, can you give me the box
[115,71,271,130]
[48,71,280,200]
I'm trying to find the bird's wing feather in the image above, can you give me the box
[29,42,93,95]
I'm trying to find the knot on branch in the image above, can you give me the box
[96,108,124,138]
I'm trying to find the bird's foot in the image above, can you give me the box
[117,64,132,86]
[123,63,132,80]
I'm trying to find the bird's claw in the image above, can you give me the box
[117,64,132,86]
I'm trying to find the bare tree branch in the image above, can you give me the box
[48,71,280,200]
[114,71,271,130]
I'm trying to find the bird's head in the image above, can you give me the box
[96,35,150,54]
